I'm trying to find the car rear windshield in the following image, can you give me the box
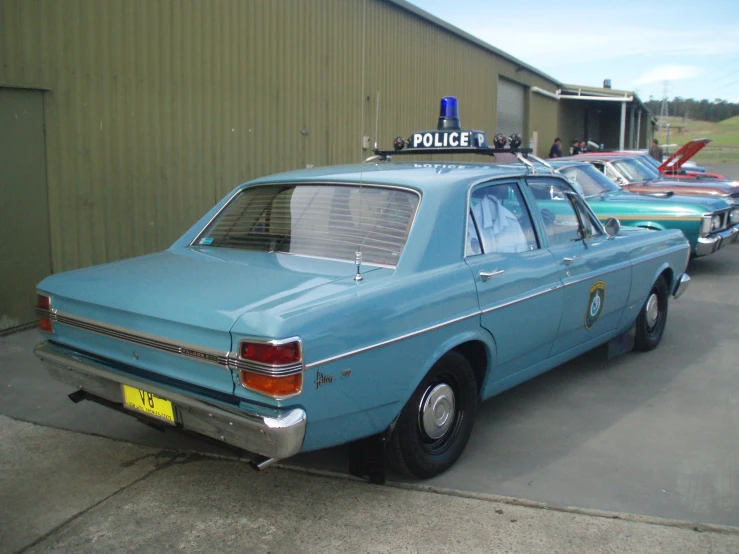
[196,184,420,267]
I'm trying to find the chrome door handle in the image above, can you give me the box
[480,269,505,281]
[563,256,580,265]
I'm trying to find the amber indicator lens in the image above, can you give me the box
[37,294,53,332]
[240,341,301,365]
[239,371,302,397]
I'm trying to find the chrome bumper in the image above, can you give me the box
[34,341,306,459]
[672,273,690,299]
[695,224,739,257]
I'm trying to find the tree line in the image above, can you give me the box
[644,98,739,123]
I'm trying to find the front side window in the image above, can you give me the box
[196,184,419,267]
[467,182,537,255]
[528,181,582,246]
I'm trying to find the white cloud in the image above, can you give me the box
[464,22,739,69]
[634,65,704,84]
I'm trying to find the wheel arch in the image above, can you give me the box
[415,330,496,401]
[635,222,666,231]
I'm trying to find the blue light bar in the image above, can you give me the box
[437,96,460,130]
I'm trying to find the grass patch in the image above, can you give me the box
[655,116,739,163]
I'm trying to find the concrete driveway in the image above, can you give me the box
[1,164,738,551]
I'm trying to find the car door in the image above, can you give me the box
[526,177,631,357]
[464,180,564,384]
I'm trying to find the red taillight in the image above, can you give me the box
[37,294,54,332]
[239,340,303,397]
[240,341,301,365]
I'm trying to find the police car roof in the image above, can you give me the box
[247,161,531,193]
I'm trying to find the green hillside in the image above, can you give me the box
[717,115,739,127]
[655,116,739,163]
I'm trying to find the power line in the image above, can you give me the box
[714,78,739,92]
[713,69,739,83]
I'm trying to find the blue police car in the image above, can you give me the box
[34,98,691,481]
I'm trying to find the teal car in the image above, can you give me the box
[549,161,739,257]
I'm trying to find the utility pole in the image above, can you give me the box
[659,81,670,129]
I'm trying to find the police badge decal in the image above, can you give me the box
[585,281,606,330]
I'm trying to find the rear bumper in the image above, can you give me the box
[695,224,739,257]
[672,273,690,299]
[34,341,306,459]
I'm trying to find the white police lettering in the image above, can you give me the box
[407,130,487,150]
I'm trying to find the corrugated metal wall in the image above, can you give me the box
[0,0,560,273]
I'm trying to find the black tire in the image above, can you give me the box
[634,276,669,351]
[387,351,477,479]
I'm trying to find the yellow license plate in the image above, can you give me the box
[122,384,175,424]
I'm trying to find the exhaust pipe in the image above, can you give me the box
[250,456,278,471]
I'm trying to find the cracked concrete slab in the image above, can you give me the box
[0,416,169,554]
[22,452,739,554]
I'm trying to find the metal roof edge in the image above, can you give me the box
[561,84,653,115]
[386,0,561,87]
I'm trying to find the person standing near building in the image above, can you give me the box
[579,140,588,154]
[649,139,663,161]
[571,139,580,155]
[549,137,563,158]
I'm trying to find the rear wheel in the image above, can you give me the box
[635,276,668,351]
[387,351,477,479]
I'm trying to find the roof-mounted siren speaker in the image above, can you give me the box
[437,96,461,130]
[603,79,612,89]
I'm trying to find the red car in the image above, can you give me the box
[557,151,739,204]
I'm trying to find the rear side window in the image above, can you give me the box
[467,182,538,255]
[196,184,419,267]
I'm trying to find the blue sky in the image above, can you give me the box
[407,0,739,103]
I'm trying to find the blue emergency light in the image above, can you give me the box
[437,96,461,130]
[375,97,530,158]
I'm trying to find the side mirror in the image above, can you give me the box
[604,217,620,238]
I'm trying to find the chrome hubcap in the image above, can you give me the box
[420,383,456,440]
[645,293,659,330]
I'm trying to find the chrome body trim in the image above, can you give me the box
[36,310,308,381]
[303,310,481,370]
[37,309,231,369]
[305,247,689,370]
[34,341,307,459]
[695,224,739,257]
[673,274,690,299]
[479,285,562,316]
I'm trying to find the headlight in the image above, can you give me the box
[711,211,721,231]
[712,214,722,231]
[730,208,739,225]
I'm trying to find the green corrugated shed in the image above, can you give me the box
[0,0,561,276]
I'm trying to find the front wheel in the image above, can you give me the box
[635,276,669,351]
[387,351,477,479]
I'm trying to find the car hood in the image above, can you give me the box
[628,178,739,197]
[658,139,710,172]
[38,248,375,334]
[594,191,732,213]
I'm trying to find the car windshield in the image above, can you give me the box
[197,184,420,267]
[558,165,622,197]
[611,158,660,181]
